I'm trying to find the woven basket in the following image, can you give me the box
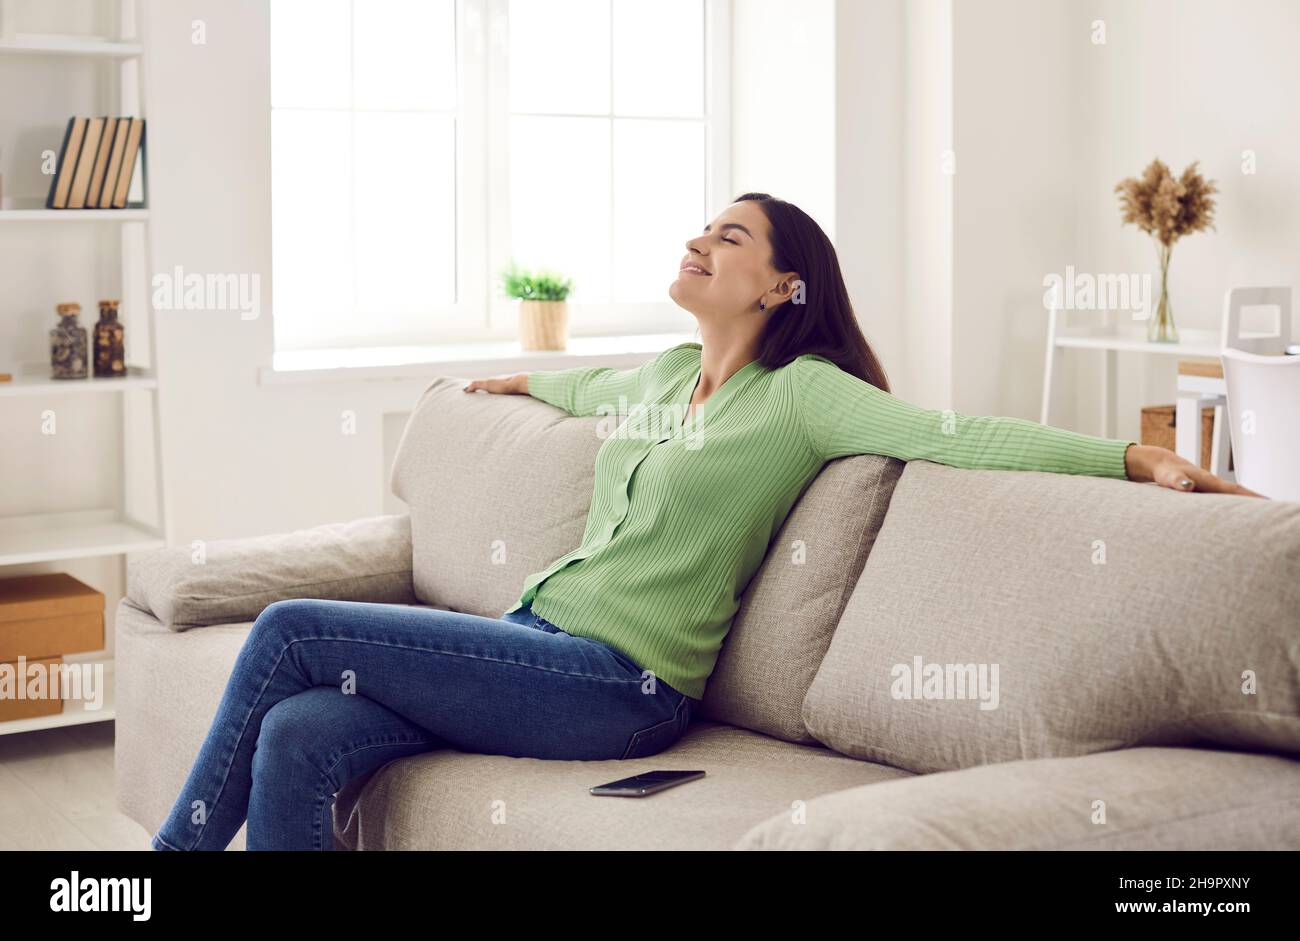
[1140,404,1233,472]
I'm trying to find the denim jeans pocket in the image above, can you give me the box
[620,691,692,761]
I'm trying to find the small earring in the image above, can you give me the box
[760,301,767,311]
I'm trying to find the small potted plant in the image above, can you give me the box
[499,263,574,351]
[1115,159,1218,343]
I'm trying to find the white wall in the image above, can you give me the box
[952,0,1079,421]
[901,0,954,408]
[834,0,905,394]
[730,0,836,235]
[732,0,924,404]
[142,0,432,545]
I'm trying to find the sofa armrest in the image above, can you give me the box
[734,747,1300,850]
[126,514,418,629]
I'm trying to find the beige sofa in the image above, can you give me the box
[115,377,1300,849]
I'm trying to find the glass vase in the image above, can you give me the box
[1148,245,1179,343]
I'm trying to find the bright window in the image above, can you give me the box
[271,0,729,352]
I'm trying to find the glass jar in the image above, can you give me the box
[50,302,88,379]
[93,299,126,377]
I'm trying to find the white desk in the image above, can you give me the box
[1040,322,1231,476]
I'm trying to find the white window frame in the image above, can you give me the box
[270,0,485,350]
[481,0,732,339]
[270,0,730,351]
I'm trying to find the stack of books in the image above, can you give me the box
[45,116,146,210]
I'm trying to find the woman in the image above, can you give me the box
[152,193,1260,852]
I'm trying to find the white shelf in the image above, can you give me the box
[0,364,157,397]
[0,35,143,58]
[0,208,149,222]
[0,509,165,567]
[0,658,116,737]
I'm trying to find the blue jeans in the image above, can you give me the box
[150,598,694,851]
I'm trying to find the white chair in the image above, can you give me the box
[1218,287,1300,500]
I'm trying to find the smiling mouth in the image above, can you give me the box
[680,264,711,276]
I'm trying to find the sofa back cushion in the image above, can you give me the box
[698,455,904,743]
[391,377,606,617]
[802,459,1300,773]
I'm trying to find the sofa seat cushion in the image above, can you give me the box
[113,598,908,851]
[803,459,1300,773]
[736,746,1300,850]
[332,721,912,851]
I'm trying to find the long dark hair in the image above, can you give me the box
[733,192,891,393]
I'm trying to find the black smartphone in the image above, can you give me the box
[589,769,706,797]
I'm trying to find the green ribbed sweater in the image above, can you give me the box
[505,342,1135,700]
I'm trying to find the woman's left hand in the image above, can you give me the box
[1124,444,1267,498]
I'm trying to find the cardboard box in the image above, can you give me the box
[0,573,104,661]
[0,655,64,723]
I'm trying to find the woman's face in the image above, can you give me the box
[669,200,792,320]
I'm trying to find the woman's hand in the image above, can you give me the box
[1124,444,1267,498]
[463,374,528,395]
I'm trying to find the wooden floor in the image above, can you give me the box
[0,722,154,850]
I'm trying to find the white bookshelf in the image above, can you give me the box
[0,0,167,736]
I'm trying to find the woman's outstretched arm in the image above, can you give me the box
[464,357,655,417]
[523,361,654,417]
[791,356,1263,496]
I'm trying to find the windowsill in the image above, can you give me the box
[258,332,699,385]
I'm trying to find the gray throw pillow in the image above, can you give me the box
[127,514,416,628]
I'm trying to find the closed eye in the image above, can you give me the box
[721,237,739,245]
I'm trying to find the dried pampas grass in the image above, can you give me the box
[1115,158,1218,247]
